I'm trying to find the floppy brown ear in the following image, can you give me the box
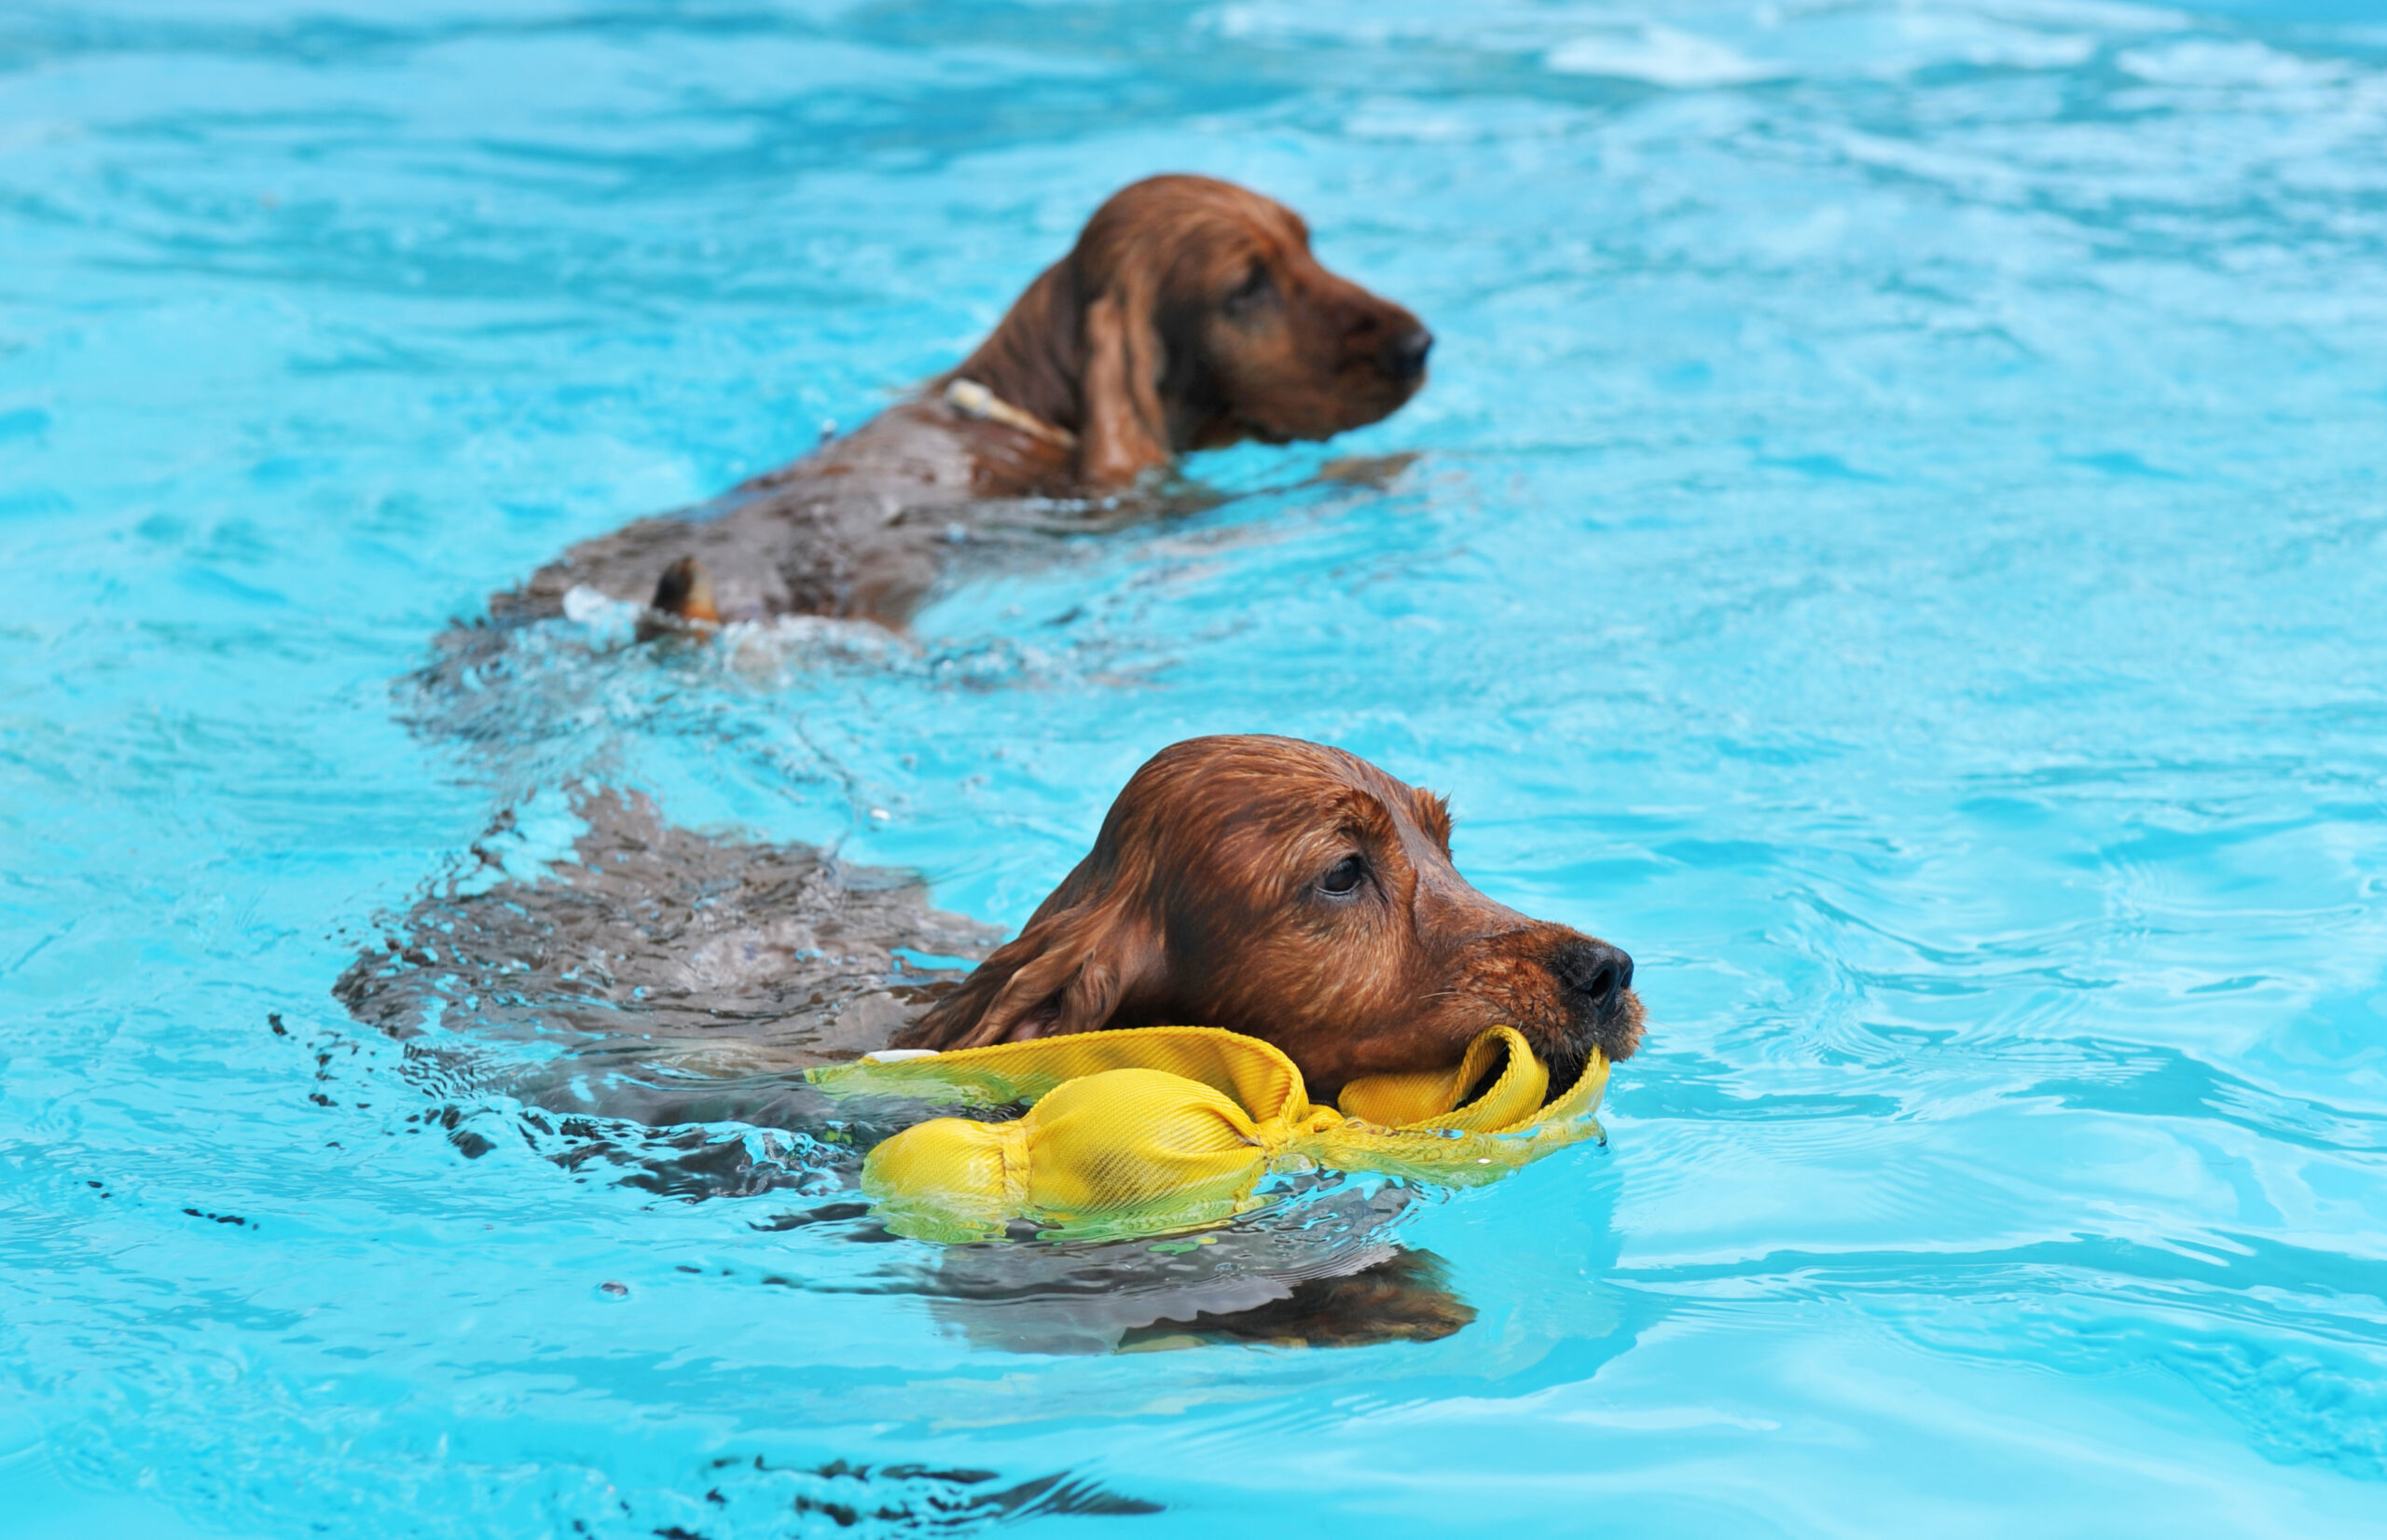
[897,887,1164,1050]
[1078,282,1172,487]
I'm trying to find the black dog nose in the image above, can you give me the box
[1557,940,1634,1016]
[1385,326,1433,382]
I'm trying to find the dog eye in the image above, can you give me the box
[1318,855,1367,896]
[1223,264,1274,313]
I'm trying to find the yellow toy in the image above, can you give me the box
[807,1024,1610,1243]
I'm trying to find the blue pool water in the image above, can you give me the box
[6,0,2387,1533]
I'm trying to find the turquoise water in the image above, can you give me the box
[7,0,2387,1533]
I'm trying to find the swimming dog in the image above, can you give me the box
[339,737,1637,1349]
[344,736,1638,1116]
[487,175,1432,632]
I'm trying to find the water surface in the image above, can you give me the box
[4,1,2386,1534]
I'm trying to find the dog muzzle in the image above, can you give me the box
[806,1024,1610,1243]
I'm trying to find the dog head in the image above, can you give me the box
[898,736,1642,1101]
[956,175,1432,486]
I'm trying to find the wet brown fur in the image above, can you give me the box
[897,736,1643,1101]
[492,175,1429,629]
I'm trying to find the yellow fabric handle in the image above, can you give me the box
[808,1025,1610,1243]
[1335,1025,1551,1132]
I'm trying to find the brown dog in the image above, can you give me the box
[345,740,1638,1114]
[490,175,1431,631]
[897,736,1642,1101]
[340,739,1634,1351]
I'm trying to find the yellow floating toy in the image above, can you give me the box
[806,1024,1609,1243]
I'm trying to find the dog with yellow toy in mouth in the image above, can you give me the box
[339,734,1642,1342]
[343,735,1643,1248]
[826,734,1642,1241]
